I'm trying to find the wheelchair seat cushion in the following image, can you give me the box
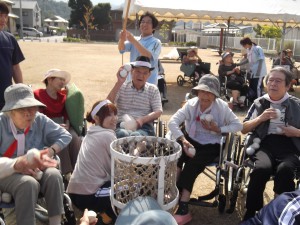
[180,63,196,77]
[65,83,85,135]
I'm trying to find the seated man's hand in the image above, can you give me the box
[279,125,300,137]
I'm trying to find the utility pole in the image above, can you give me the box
[19,0,23,38]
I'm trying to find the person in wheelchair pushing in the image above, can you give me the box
[180,47,204,81]
[0,84,72,225]
[218,51,248,108]
[241,67,300,221]
[168,75,242,224]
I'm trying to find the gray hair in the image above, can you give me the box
[264,67,293,87]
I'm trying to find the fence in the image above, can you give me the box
[182,34,300,58]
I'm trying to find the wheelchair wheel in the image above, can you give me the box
[35,199,49,223]
[224,134,241,214]
[218,194,226,213]
[177,75,184,86]
[224,134,241,197]
[62,193,76,225]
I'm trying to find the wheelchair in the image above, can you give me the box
[176,48,211,87]
[187,132,242,213]
[229,134,300,215]
[177,62,211,87]
[0,155,76,225]
[218,71,250,110]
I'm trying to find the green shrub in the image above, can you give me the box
[186,41,197,47]
[63,37,81,42]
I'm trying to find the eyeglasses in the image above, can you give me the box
[267,79,285,84]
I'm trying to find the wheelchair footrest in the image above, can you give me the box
[188,199,218,207]
[195,189,218,201]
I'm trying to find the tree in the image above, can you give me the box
[260,25,282,38]
[159,23,170,41]
[68,0,92,28]
[253,24,262,37]
[254,24,282,39]
[79,5,96,41]
[92,3,112,29]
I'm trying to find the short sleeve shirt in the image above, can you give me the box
[115,81,163,124]
[0,31,25,106]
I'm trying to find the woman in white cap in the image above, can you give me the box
[0,83,72,225]
[34,69,81,176]
[67,100,118,224]
[168,74,242,224]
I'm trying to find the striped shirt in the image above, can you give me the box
[115,81,162,124]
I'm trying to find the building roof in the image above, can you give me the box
[12,1,39,10]
[8,12,18,18]
[1,0,14,5]
[44,15,68,23]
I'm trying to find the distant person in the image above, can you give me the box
[218,51,247,107]
[118,11,161,85]
[239,37,267,102]
[285,49,299,86]
[0,2,25,110]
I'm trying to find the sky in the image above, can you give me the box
[91,0,124,7]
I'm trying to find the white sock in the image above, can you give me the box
[49,215,61,225]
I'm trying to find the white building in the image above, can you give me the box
[12,0,41,29]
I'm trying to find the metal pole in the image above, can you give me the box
[279,22,287,65]
[19,0,23,38]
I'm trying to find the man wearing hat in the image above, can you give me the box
[107,56,162,138]
[168,74,242,224]
[0,2,25,110]
[0,83,71,225]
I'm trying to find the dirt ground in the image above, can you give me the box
[4,41,300,225]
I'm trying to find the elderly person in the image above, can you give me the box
[218,51,247,107]
[241,67,300,221]
[240,37,267,102]
[168,74,242,224]
[180,46,206,80]
[107,56,162,138]
[118,11,161,85]
[0,83,72,225]
[34,69,81,176]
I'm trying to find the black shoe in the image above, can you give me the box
[243,210,256,221]
[175,201,189,215]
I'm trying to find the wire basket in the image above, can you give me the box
[110,136,182,212]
